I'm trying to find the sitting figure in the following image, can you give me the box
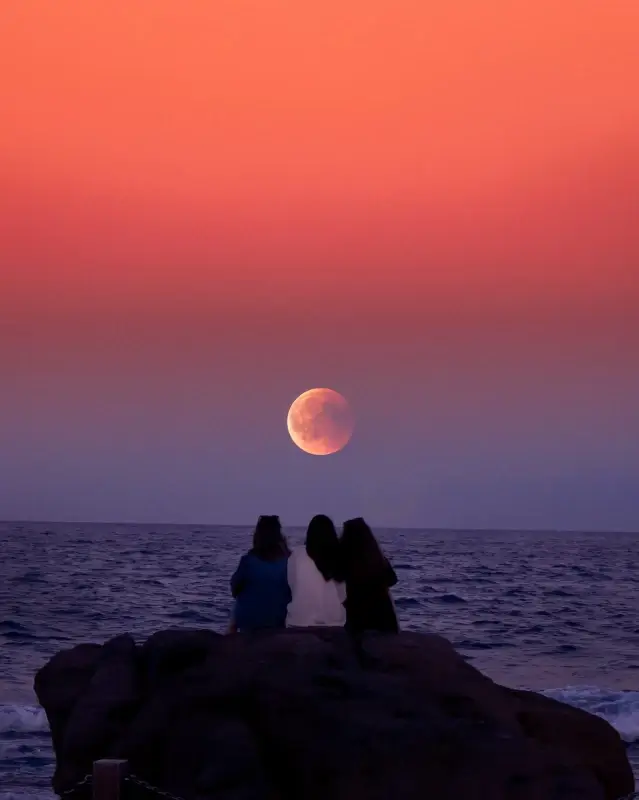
[229,515,291,632]
[340,517,399,634]
[286,514,346,628]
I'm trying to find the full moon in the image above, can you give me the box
[287,388,354,456]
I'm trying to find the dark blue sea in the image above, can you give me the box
[1,522,637,797]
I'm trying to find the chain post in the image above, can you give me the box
[92,760,129,800]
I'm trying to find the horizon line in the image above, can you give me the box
[1,518,637,535]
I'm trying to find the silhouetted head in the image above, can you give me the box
[340,517,386,582]
[305,514,343,582]
[252,515,289,561]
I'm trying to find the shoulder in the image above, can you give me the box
[239,551,257,568]
[288,546,314,572]
[384,559,398,586]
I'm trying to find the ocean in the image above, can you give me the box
[1,522,637,797]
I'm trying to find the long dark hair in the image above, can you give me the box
[340,517,387,583]
[252,515,289,561]
[305,514,343,582]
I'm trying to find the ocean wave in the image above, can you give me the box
[435,593,467,604]
[543,686,639,743]
[0,705,49,734]
[0,621,34,642]
[394,597,420,608]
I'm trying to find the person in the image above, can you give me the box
[286,514,346,627]
[229,515,291,632]
[340,517,399,634]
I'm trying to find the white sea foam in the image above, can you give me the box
[543,686,639,743]
[0,704,49,734]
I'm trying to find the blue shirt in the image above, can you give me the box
[230,552,291,631]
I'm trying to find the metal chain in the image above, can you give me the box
[125,774,188,800]
[59,774,92,797]
[58,769,636,800]
[122,781,639,800]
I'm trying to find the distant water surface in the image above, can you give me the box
[1,523,637,796]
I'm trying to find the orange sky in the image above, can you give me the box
[2,0,638,320]
[1,1,639,527]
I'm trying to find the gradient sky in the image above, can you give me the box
[1,0,638,529]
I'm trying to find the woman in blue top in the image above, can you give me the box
[228,515,291,632]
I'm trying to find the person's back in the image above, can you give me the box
[343,561,398,633]
[230,515,291,632]
[286,515,346,628]
[231,551,290,631]
[341,517,399,634]
[286,546,346,627]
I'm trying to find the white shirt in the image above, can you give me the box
[286,545,347,627]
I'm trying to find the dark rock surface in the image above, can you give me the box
[34,628,634,800]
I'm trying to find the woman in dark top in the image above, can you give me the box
[340,517,399,634]
[229,515,291,632]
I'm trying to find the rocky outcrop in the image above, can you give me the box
[34,628,634,800]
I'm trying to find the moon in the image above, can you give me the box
[287,388,354,456]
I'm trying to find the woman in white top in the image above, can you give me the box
[286,515,346,627]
